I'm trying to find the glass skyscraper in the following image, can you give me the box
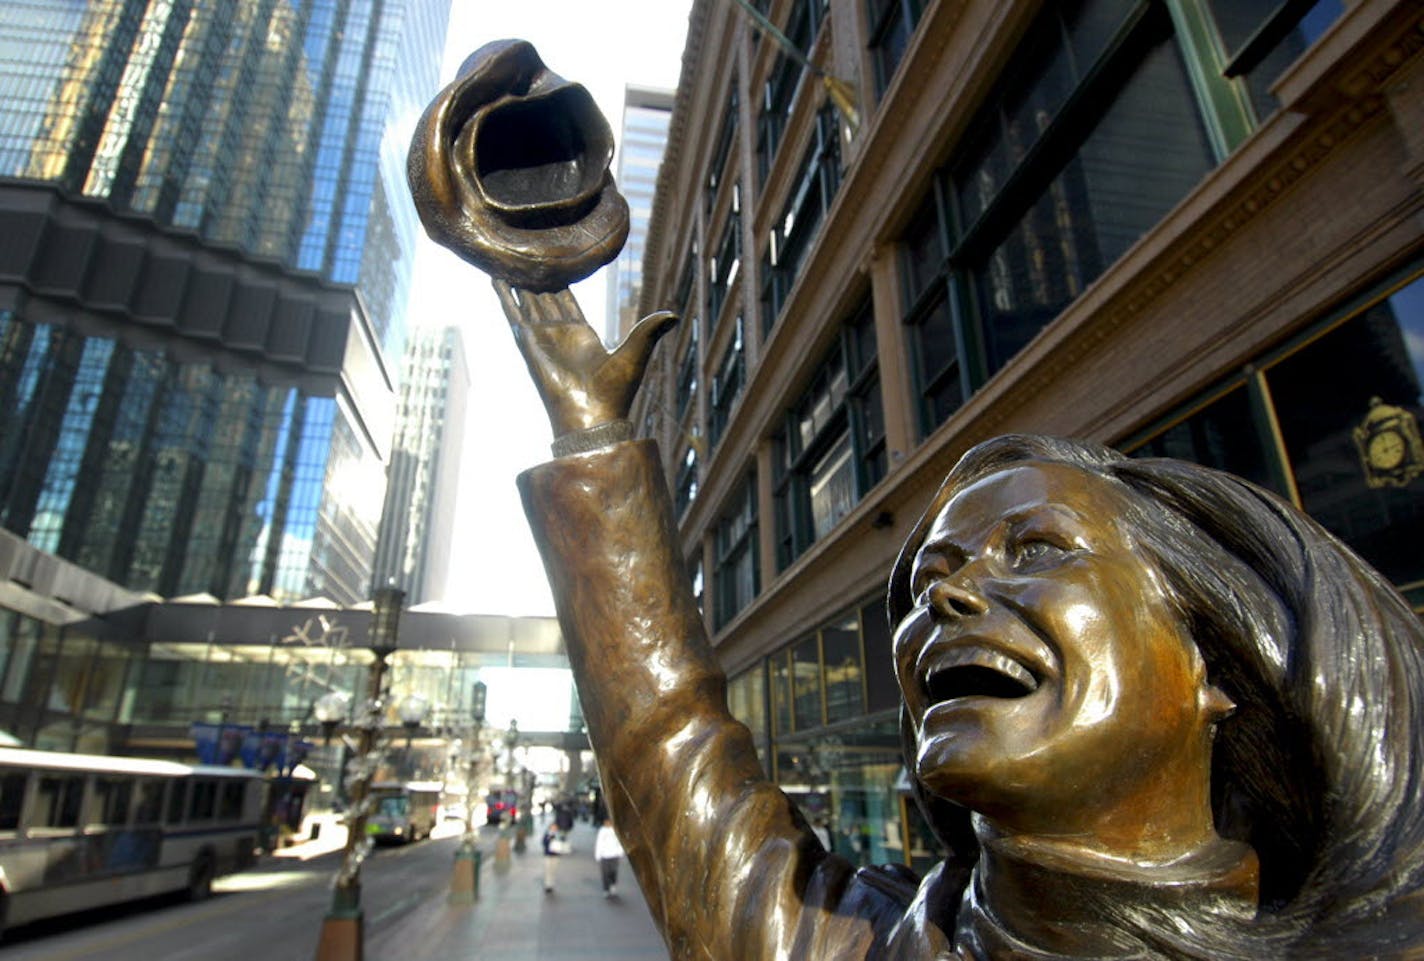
[372,324,468,605]
[605,85,674,346]
[0,0,450,605]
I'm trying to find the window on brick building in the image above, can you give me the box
[902,0,1216,434]
[706,88,738,214]
[755,0,828,185]
[713,474,759,629]
[1214,0,1344,121]
[866,0,926,95]
[761,106,842,335]
[774,298,883,569]
[675,445,699,518]
[709,317,746,449]
[708,187,741,325]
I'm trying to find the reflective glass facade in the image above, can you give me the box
[0,0,451,604]
[0,600,556,767]
[0,0,447,357]
[372,325,469,604]
[0,313,383,603]
[606,87,674,344]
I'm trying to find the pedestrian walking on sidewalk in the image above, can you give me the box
[554,797,575,833]
[542,822,566,893]
[594,817,624,897]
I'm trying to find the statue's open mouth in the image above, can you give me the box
[924,647,1039,702]
[473,84,611,227]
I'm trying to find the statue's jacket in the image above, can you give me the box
[517,440,1299,961]
[520,440,955,960]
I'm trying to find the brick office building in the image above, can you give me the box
[629,0,1424,870]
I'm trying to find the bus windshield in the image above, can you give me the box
[376,796,409,817]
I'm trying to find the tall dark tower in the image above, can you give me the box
[0,0,451,604]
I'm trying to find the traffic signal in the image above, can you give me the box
[471,680,487,723]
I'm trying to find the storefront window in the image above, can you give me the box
[0,612,39,703]
[48,634,95,714]
[0,611,12,692]
[21,624,61,722]
[1266,276,1424,592]
[778,728,912,864]
[770,649,793,736]
[83,641,130,722]
[862,597,899,713]
[729,665,767,746]
[793,636,822,730]
[1126,269,1424,604]
[903,794,944,873]
[823,616,864,723]
[1134,383,1281,494]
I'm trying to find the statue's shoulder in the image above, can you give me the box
[853,859,972,960]
[854,862,924,908]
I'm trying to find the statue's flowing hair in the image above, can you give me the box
[887,435,1424,959]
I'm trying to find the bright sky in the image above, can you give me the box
[407,2,695,617]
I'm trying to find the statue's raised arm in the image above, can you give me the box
[491,280,674,441]
[406,38,917,961]
[410,38,1424,961]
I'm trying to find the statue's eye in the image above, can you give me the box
[911,549,960,604]
[1011,538,1068,571]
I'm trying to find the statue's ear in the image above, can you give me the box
[1201,683,1236,722]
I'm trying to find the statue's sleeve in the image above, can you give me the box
[518,439,919,961]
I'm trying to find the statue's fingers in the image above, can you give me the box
[517,290,543,324]
[492,278,524,324]
[548,288,587,326]
[528,289,577,326]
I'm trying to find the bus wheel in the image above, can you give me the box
[187,854,215,901]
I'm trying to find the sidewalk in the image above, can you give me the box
[365,818,668,961]
[271,811,350,860]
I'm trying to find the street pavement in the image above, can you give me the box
[2,815,667,961]
[361,816,669,961]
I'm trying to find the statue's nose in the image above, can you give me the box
[927,573,990,619]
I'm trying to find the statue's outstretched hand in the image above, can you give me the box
[494,279,677,438]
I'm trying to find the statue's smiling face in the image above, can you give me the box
[893,462,1216,835]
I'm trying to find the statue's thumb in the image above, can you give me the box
[617,310,679,369]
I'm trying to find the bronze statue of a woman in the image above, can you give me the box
[409,42,1424,961]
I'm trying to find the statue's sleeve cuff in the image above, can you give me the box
[550,419,634,458]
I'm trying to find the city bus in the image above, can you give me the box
[0,748,265,936]
[366,780,441,843]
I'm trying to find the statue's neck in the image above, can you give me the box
[961,825,1259,958]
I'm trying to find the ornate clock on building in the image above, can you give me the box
[1353,396,1424,488]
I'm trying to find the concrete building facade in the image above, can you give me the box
[373,325,470,604]
[633,0,1424,871]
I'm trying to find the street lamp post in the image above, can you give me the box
[314,691,352,746]
[504,720,532,853]
[448,679,486,904]
[492,719,520,864]
[314,583,404,961]
[396,692,429,778]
